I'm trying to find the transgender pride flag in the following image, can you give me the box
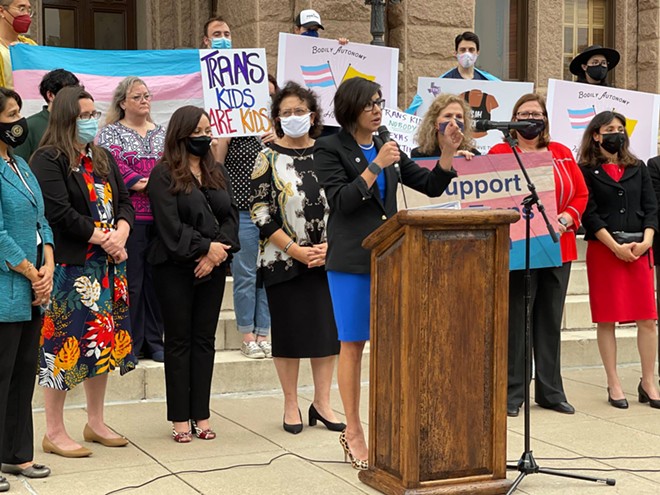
[300,63,335,88]
[567,107,596,130]
[10,45,204,127]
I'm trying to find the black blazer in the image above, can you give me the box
[30,146,135,265]
[580,160,658,241]
[646,156,660,265]
[314,129,457,273]
[147,162,239,265]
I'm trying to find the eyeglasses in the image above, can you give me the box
[79,111,102,121]
[129,94,152,102]
[364,98,385,112]
[279,108,309,118]
[9,5,34,18]
[587,61,608,67]
[516,111,545,119]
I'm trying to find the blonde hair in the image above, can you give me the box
[415,94,475,155]
[105,76,151,125]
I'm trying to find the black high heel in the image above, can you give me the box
[637,380,660,409]
[283,408,303,434]
[308,404,346,432]
[607,387,628,409]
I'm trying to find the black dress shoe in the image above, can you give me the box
[283,408,303,434]
[638,380,660,409]
[507,405,520,417]
[539,401,575,414]
[607,387,629,409]
[308,404,346,431]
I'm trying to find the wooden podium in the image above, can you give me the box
[359,209,519,495]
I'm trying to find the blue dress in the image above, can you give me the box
[327,144,384,342]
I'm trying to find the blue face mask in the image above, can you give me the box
[300,30,319,38]
[77,118,99,144]
[211,37,232,49]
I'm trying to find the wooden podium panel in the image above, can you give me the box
[360,210,519,495]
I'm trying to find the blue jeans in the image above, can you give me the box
[232,211,270,336]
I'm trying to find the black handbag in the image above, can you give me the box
[611,231,644,244]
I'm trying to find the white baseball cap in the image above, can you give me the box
[296,9,324,30]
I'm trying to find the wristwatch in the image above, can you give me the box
[367,162,382,175]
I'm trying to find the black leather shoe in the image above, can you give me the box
[283,408,303,434]
[539,401,575,414]
[0,476,8,493]
[507,405,520,417]
[308,404,346,431]
[638,380,660,409]
[607,388,629,409]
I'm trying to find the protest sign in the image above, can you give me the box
[11,45,204,127]
[380,107,422,156]
[413,153,561,270]
[277,33,399,126]
[415,78,534,155]
[199,48,271,137]
[546,79,660,162]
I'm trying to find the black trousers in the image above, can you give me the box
[507,262,572,408]
[0,308,41,464]
[152,261,226,422]
[126,224,165,357]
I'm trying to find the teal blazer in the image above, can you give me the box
[0,154,54,322]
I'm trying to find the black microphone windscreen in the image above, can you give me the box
[377,125,391,142]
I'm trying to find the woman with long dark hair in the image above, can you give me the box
[31,86,136,458]
[0,87,53,488]
[578,110,660,409]
[148,106,239,442]
[314,77,459,469]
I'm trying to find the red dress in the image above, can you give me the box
[586,164,657,323]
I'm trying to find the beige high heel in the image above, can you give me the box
[339,430,368,470]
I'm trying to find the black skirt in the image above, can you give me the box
[265,267,340,358]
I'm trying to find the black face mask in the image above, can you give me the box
[586,65,608,82]
[0,117,29,147]
[517,119,545,140]
[599,132,625,154]
[185,136,212,157]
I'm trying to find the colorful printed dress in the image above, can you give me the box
[39,156,137,390]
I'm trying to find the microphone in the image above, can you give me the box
[377,125,400,174]
[474,120,536,132]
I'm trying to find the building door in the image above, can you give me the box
[43,0,137,49]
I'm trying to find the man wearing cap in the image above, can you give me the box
[569,44,620,87]
[294,9,348,45]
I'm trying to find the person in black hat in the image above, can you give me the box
[569,44,620,86]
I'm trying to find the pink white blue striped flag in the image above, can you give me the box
[10,45,204,127]
[567,107,596,130]
[300,63,335,88]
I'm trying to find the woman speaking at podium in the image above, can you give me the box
[313,77,459,470]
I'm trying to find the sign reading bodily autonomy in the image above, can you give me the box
[413,153,561,270]
[11,45,204,127]
[415,78,534,155]
[380,108,422,156]
[546,79,660,163]
[199,48,272,137]
[277,33,399,127]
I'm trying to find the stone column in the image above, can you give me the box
[527,0,564,94]
[147,0,212,49]
[637,0,660,93]
[613,0,638,89]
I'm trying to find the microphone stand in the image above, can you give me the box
[501,129,615,493]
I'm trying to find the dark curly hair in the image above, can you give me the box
[270,81,323,138]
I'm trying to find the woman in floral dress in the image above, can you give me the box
[31,86,136,458]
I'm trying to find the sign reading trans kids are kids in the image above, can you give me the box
[199,48,272,137]
[277,33,399,127]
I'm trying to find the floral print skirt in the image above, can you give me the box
[39,245,137,390]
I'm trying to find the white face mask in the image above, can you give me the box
[280,113,312,138]
[457,52,478,69]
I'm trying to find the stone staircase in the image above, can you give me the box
[35,234,646,409]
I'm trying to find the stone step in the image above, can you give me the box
[566,262,588,295]
[563,294,595,330]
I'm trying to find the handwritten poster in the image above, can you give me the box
[199,48,272,137]
[277,33,399,127]
[546,79,660,162]
[413,153,561,270]
[380,107,422,156]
